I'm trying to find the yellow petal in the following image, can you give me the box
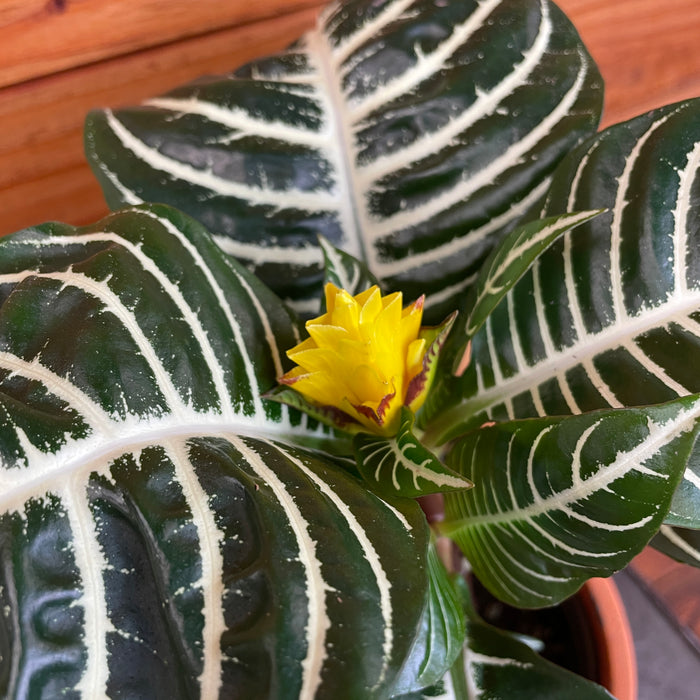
[278,283,432,436]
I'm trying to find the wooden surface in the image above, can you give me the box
[556,0,700,126]
[1,0,700,236]
[0,0,323,88]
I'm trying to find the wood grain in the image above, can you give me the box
[0,5,322,234]
[0,0,324,88]
[556,0,700,126]
[1,0,699,234]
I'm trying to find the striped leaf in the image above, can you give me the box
[410,577,614,699]
[319,235,380,300]
[354,407,472,498]
[428,98,700,525]
[451,607,614,700]
[0,205,437,698]
[441,396,700,607]
[84,0,602,321]
[651,525,700,569]
[389,543,465,696]
[454,209,601,370]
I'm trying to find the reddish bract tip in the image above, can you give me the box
[454,340,472,376]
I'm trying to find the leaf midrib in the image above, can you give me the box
[443,288,700,428]
[0,412,302,513]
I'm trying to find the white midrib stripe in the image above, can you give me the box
[464,400,700,527]
[165,437,225,700]
[0,414,314,513]
[464,289,700,413]
[233,439,329,699]
[361,439,469,490]
[304,27,365,262]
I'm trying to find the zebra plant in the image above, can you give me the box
[84,0,603,323]
[425,98,700,606]
[2,0,698,698]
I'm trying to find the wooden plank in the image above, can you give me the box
[0,6,321,235]
[0,0,324,88]
[1,0,700,236]
[556,0,700,126]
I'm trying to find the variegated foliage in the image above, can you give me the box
[84,0,602,322]
[427,99,700,599]
[0,205,458,698]
[443,397,700,607]
[450,602,615,700]
[417,576,614,700]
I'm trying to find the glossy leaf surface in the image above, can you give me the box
[453,209,601,365]
[85,0,602,321]
[430,99,700,528]
[652,525,700,569]
[453,609,614,699]
[354,407,472,498]
[442,397,700,607]
[0,206,434,698]
[389,544,465,696]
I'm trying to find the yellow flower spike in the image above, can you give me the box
[277,283,447,437]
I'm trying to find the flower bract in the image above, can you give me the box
[279,283,434,436]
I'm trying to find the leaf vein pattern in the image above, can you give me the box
[166,438,225,699]
[0,269,187,415]
[367,42,590,239]
[273,442,397,690]
[103,110,338,212]
[62,486,113,699]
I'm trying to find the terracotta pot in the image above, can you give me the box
[579,578,638,700]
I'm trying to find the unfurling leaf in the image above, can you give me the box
[354,407,472,498]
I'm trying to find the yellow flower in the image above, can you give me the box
[279,283,431,436]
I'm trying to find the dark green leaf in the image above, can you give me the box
[354,407,471,498]
[453,210,602,372]
[318,235,380,300]
[0,206,433,698]
[456,606,615,699]
[424,99,700,519]
[389,543,465,696]
[442,397,700,607]
[651,524,700,568]
[84,0,602,321]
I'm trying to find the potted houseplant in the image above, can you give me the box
[1,0,698,697]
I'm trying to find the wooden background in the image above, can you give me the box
[1,0,700,235]
[0,0,699,654]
